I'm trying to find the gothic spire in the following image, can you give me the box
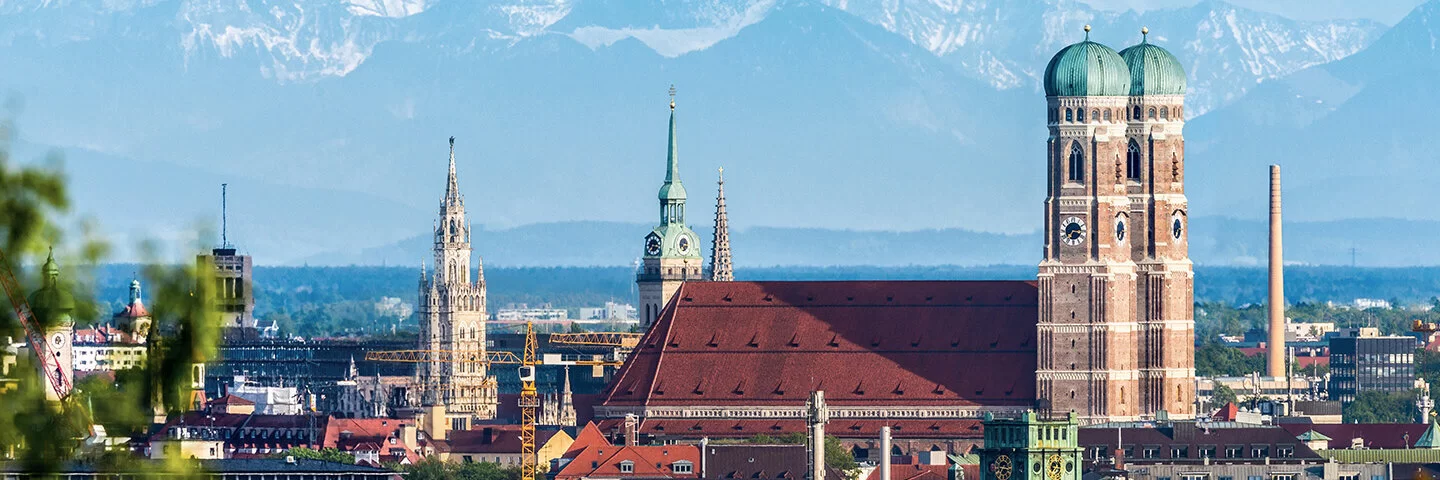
[445,136,461,203]
[658,86,687,208]
[709,167,733,282]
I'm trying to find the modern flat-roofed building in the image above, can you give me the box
[1328,329,1417,403]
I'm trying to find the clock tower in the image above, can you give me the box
[1120,29,1195,418]
[29,248,74,402]
[637,88,703,327]
[978,412,1082,480]
[1036,26,1141,421]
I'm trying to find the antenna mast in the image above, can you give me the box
[221,183,230,248]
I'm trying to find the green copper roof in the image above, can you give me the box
[1119,38,1187,96]
[658,106,687,201]
[1296,430,1332,442]
[1416,417,1440,449]
[28,248,74,318]
[1044,36,1131,97]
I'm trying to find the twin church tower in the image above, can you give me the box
[1037,26,1195,420]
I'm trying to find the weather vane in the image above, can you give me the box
[669,84,677,110]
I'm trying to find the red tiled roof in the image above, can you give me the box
[596,419,984,440]
[567,422,611,457]
[1213,402,1239,421]
[600,281,1038,409]
[1279,423,1430,450]
[115,301,150,319]
[555,444,701,480]
[864,464,949,480]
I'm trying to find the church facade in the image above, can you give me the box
[607,27,1195,437]
[418,137,498,430]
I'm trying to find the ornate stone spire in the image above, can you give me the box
[445,136,461,204]
[709,167,733,282]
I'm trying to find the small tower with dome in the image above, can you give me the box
[28,248,75,402]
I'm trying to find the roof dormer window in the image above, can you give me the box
[620,460,635,473]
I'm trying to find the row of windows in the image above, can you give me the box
[1088,444,1296,459]
[1049,105,1182,124]
[1065,140,1157,183]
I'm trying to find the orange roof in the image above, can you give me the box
[211,394,256,406]
[864,464,949,480]
[566,422,612,457]
[555,443,700,480]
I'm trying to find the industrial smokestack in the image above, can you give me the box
[880,426,892,480]
[1268,165,1286,378]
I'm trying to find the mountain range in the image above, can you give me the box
[0,0,1431,266]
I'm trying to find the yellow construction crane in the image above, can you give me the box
[549,332,642,348]
[519,321,540,479]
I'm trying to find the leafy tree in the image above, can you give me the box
[1195,343,1265,377]
[1344,390,1420,424]
[276,447,355,465]
[402,457,521,480]
[1209,384,1238,410]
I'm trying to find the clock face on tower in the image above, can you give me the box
[645,234,662,256]
[991,455,1013,480]
[678,237,690,255]
[1171,211,1185,240]
[1046,455,1064,480]
[51,332,65,349]
[1061,217,1087,246]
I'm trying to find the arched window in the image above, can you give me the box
[1133,106,1142,120]
[1065,108,1073,122]
[1103,110,1112,122]
[1160,106,1169,120]
[1091,109,1100,122]
[1148,107,1157,120]
[1067,141,1085,182]
[1126,140,1142,181]
[1077,109,1086,122]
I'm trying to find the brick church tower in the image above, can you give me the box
[637,89,704,327]
[1036,26,1194,421]
[1120,29,1195,418]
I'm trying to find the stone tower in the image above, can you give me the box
[976,412,1083,480]
[709,167,733,282]
[29,249,74,402]
[637,89,703,327]
[1036,26,1141,421]
[1119,29,1195,419]
[418,137,498,430]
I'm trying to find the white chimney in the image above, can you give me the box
[880,426,892,480]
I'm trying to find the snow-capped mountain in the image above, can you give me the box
[0,0,1383,111]
[819,0,1382,115]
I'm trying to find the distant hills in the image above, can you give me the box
[296,217,1440,267]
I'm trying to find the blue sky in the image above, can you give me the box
[1082,0,1427,24]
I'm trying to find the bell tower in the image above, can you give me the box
[1036,26,1141,422]
[1120,28,1195,418]
[637,87,703,327]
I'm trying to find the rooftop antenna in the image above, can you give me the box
[221,183,232,249]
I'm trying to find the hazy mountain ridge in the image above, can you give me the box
[295,217,1440,268]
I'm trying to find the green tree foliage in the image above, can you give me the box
[1194,343,1265,377]
[402,457,522,480]
[275,447,355,465]
[1343,390,1420,424]
[1209,384,1238,410]
[0,118,220,477]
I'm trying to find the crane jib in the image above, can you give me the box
[0,247,73,399]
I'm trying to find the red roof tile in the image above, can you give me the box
[600,281,1038,409]
[211,394,256,406]
[864,464,949,480]
[567,422,612,457]
[596,419,984,440]
[555,444,701,480]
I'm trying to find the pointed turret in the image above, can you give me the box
[445,136,461,204]
[709,167,733,282]
[658,88,688,215]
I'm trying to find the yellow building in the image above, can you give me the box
[439,426,574,469]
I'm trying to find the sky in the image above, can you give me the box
[1081,0,1428,24]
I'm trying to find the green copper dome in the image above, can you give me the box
[1044,37,1131,97]
[1119,38,1186,96]
[28,249,74,319]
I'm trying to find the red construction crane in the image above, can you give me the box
[0,246,72,399]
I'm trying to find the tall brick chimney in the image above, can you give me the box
[1267,165,1286,378]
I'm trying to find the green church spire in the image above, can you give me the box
[657,85,687,224]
